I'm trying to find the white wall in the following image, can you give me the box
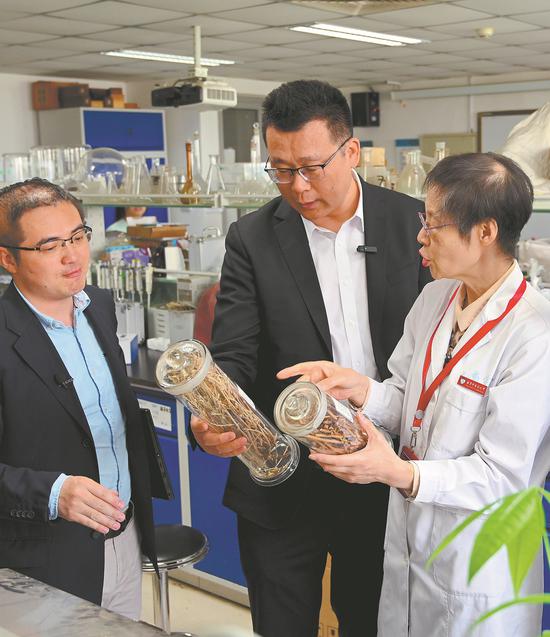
[346,87,550,169]
[0,72,129,157]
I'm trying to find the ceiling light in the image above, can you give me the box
[290,23,428,47]
[101,50,235,67]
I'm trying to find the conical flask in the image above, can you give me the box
[205,154,226,194]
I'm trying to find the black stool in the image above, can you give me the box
[142,524,209,635]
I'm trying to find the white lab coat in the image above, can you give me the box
[365,263,550,637]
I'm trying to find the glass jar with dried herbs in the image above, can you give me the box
[156,339,300,486]
[274,381,369,454]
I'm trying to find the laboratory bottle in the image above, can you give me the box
[180,141,201,204]
[396,150,426,198]
[205,154,226,194]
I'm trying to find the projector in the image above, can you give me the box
[152,79,237,111]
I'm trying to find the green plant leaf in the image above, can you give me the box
[505,499,545,596]
[468,488,545,591]
[426,500,496,570]
[471,594,550,630]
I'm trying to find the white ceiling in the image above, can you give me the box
[0,0,550,86]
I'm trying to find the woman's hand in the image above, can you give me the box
[309,414,414,490]
[277,361,370,407]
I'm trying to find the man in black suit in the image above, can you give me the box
[191,80,431,637]
[0,179,156,619]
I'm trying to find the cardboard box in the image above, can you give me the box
[32,80,78,110]
[90,99,104,108]
[59,84,90,108]
[127,224,188,239]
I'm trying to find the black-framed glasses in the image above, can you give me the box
[0,225,92,254]
[264,136,352,184]
[417,211,456,236]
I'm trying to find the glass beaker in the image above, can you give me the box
[2,153,30,184]
[156,339,300,486]
[29,146,64,182]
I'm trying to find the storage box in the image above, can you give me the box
[177,275,213,305]
[148,307,195,344]
[117,333,138,365]
[32,81,78,110]
[59,84,90,108]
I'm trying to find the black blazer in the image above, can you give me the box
[0,283,156,605]
[211,178,431,529]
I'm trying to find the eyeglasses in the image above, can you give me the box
[0,225,92,254]
[417,211,456,236]
[264,136,352,184]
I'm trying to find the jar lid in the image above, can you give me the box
[273,381,327,436]
[155,338,211,395]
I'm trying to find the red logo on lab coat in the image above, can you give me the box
[457,375,487,396]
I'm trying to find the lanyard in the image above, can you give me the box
[409,278,527,450]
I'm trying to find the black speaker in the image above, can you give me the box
[351,91,380,127]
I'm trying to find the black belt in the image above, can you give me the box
[104,501,133,540]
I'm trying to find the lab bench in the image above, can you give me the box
[127,346,248,606]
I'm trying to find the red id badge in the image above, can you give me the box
[400,446,419,461]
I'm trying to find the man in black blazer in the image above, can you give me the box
[0,179,156,619]
[192,81,431,637]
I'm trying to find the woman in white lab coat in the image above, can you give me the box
[279,153,550,636]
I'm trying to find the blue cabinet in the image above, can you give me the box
[187,443,246,587]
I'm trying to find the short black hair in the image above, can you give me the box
[0,178,85,256]
[424,152,533,257]
[262,80,352,143]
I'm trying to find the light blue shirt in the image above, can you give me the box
[16,286,131,519]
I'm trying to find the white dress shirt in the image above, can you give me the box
[301,170,379,379]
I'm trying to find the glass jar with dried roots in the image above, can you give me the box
[274,381,369,454]
[155,339,300,486]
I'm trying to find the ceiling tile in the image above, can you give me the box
[36,37,125,52]
[529,41,550,52]
[455,0,550,15]
[433,17,539,36]
[0,44,80,62]
[443,59,525,73]
[126,0,269,11]
[287,37,378,53]
[87,27,189,45]
[0,28,57,44]
[218,26,314,46]
[293,51,372,65]
[51,2,188,26]
[4,15,120,36]
[0,0,92,10]
[145,15,264,36]
[361,5,492,28]
[513,11,550,27]
[0,10,30,20]
[522,52,550,67]
[347,60,407,71]
[399,52,470,65]
[457,45,539,59]
[201,36,261,52]
[212,3,346,27]
[416,37,500,52]
[230,45,327,60]
[490,29,550,44]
